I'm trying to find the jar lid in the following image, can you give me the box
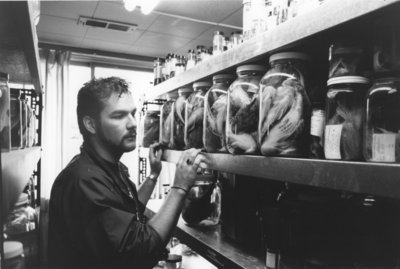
[146,104,162,111]
[16,193,29,207]
[212,74,236,81]
[178,87,193,94]
[327,76,370,86]
[269,52,311,63]
[166,254,182,263]
[0,72,9,80]
[236,65,267,73]
[193,81,212,88]
[4,241,24,259]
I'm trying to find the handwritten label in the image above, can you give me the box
[372,133,396,162]
[324,124,343,159]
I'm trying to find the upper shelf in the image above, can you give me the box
[0,1,42,94]
[1,147,41,222]
[144,0,400,101]
[162,150,400,200]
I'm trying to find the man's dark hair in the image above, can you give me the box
[77,76,130,139]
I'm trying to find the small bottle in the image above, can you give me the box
[212,31,225,56]
[186,50,196,69]
[153,58,163,86]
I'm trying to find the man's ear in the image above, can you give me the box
[83,115,96,135]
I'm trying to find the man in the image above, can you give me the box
[48,77,204,269]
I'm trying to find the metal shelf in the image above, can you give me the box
[162,150,400,199]
[0,1,42,94]
[144,0,400,101]
[1,147,41,220]
[146,200,265,269]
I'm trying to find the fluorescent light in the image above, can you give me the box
[124,0,137,12]
[140,0,160,15]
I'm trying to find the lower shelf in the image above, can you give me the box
[146,199,265,269]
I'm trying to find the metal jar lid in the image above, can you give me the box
[178,87,193,94]
[327,76,370,86]
[269,52,311,63]
[236,64,267,73]
[193,81,212,89]
[212,74,236,81]
[4,241,24,260]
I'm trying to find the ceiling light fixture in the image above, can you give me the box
[123,0,160,15]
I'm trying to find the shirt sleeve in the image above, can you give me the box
[75,174,165,268]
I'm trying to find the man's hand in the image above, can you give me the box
[149,143,163,177]
[172,148,205,191]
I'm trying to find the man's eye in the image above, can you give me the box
[112,114,124,119]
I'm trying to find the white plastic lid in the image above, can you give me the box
[327,76,370,86]
[236,65,267,73]
[4,241,24,259]
[269,52,311,63]
[178,87,193,94]
[213,74,236,81]
[193,81,212,89]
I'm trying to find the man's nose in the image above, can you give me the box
[127,113,136,129]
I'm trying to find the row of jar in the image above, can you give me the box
[141,52,400,163]
[0,73,37,151]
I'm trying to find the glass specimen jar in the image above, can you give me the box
[204,74,236,153]
[160,92,178,148]
[184,81,211,149]
[226,64,267,154]
[364,77,400,163]
[324,76,370,161]
[0,72,11,151]
[171,87,193,150]
[141,103,162,148]
[329,42,366,78]
[10,88,22,149]
[259,52,311,157]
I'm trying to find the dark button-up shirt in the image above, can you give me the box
[48,143,163,269]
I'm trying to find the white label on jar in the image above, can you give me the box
[372,133,396,162]
[266,251,277,269]
[324,124,343,159]
[310,110,325,138]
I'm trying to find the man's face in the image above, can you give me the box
[96,91,137,153]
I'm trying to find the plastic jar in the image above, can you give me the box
[172,87,193,150]
[0,72,11,151]
[329,42,366,78]
[160,92,178,148]
[324,76,370,161]
[204,74,236,153]
[182,171,221,227]
[213,31,225,56]
[226,65,266,154]
[259,52,311,157]
[364,77,400,163]
[10,89,22,149]
[4,241,26,269]
[141,103,162,148]
[184,81,211,149]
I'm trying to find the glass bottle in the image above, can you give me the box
[0,72,11,151]
[329,42,367,78]
[10,88,22,149]
[184,81,211,149]
[324,76,370,161]
[186,50,196,70]
[172,87,193,150]
[153,57,164,86]
[213,31,225,56]
[259,52,311,157]
[160,92,178,148]
[364,77,400,163]
[19,92,28,148]
[226,64,266,154]
[141,102,162,148]
[230,31,242,48]
[204,74,235,153]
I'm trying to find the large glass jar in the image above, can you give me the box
[10,89,22,149]
[0,72,11,152]
[226,65,266,154]
[172,87,193,150]
[259,52,311,157]
[184,81,211,149]
[324,76,370,161]
[182,170,221,227]
[204,74,236,153]
[4,241,26,269]
[19,93,28,148]
[364,77,400,163]
[160,92,178,148]
[329,42,367,78]
[141,103,162,148]
[372,24,400,74]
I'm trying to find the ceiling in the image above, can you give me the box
[37,0,243,68]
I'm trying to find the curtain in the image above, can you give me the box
[41,49,71,199]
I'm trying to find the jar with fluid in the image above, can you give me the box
[141,103,162,148]
[204,74,236,153]
[0,72,11,151]
[160,92,178,148]
[329,42,367,78]
[184,81,211,149]
[171,87,193,150]
[182,171,221,227]
[259,52,311,157]
[364,77,400,163]
[10,89,22,149]
[227,65,266,154]
[324,76,370,161]
[20,93,28,148]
